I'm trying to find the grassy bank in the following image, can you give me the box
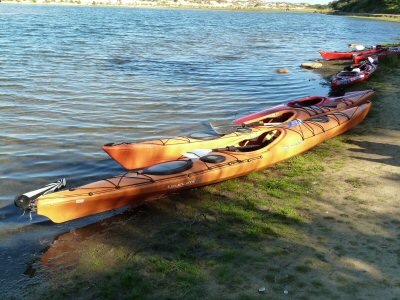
[327,11,400,22]
[27,57,400,300]
[351,16,400,23]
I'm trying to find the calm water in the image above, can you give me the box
[0,4,399,294]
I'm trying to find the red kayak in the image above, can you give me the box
[234,89,374,124]
[319,48,380,60]
[331,61,377,89]
[353,53,380,65]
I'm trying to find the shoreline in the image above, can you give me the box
[328,12,400,23]
[351,15,400,23]
[1,1,329,13]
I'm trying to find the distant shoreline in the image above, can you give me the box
[1,1,329,13]
[3,2,399,22]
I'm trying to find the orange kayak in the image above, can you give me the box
[103,90,374,170]
[28,102,370,223]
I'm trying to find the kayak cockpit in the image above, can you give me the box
[237,129,281,152]
[261,112,295,124]
[143,160,193,175]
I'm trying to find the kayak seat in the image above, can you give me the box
[200,155,226,164]
[143,160,193,175]
[238,130,281,152]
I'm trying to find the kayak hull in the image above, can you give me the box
[319,51,354,60]
[36,102,371,223]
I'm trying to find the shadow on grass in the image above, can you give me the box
[346,140,400,167]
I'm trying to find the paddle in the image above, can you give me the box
[15,178,66,210]
[210,117,305,135]
[209,119,283,135]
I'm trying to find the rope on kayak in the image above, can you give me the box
[302,122,317,135]
[221,151,242,162]
[296,106,321,117]
[307,106,325,115]
[285,123,305,140]
[328,113,342,126]
[329,110,351,125]
[134,172,156,183]
[161,136,192,145]
[282,109,351,141]
[304,120,326,133]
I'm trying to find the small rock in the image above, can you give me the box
[276,68,290,74]
[258,287,266,293]
[301,62,323,69]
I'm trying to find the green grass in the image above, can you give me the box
[382,42,400,47]
[351,16,400,23]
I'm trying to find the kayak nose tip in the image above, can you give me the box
[14,195,31,210]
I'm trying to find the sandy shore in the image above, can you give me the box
[14,56,400,299]
[1,1,327,13]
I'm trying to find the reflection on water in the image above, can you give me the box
[0,4,399,295]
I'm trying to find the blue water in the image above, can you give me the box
[0,4,399,295]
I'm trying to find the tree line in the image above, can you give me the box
[328,0,400,14]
